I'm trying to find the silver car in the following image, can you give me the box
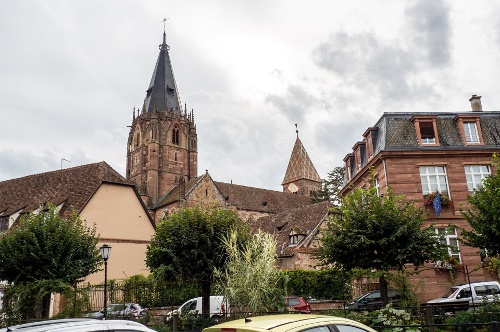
[0,319,153,332]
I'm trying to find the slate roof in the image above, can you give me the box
[372,112,500,154]
[143,32,182,114]
[282,138,321,185]
[247,200,333,256]
[0,162,142,221]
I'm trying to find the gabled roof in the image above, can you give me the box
[0,162,149,222]
[153,172,312,213]
[282,138,321,185]
[215,181,312,213]
[143,32,182,114]
[247,200,333,256]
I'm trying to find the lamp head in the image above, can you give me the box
[100,244,112,260]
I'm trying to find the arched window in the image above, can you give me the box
[172,126,179,145]
[135,133,140,148]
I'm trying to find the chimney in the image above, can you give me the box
[469,94,482,112]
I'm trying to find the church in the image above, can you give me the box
[124,31,333,269]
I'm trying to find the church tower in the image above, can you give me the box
[126,31,197,206]
[282,133,321,196]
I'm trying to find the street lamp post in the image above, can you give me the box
[100,244,112,319]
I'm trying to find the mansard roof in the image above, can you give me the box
[247,200,334,257]
[282,138,321,186]
[0,162,141,220]
[143,32,182,114]
[371,111,500,154]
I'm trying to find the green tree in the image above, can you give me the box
[315,186,448,306]
[146,205,249,317]
[461,154,500,256]
[0,204,101,320]
[312,166,345,205]
[213,229,287,314]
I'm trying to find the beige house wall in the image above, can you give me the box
[80,183,155,284]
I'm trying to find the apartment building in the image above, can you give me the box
[341,95,499,301]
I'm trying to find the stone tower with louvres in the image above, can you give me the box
[126,31,197,207]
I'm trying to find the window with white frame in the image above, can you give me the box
[419,122,436,144]
[420,166,449,195]
[464,165,490,192]
[435,227,461,262]
[463,122,480,143]
[374,177,380,196]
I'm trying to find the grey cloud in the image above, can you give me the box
[0,149,59,181]
[265,85,319,123]
[404,0,451,66]
[312,31,377,76]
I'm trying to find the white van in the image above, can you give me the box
[427,281,500,312]
[166,296,228,321]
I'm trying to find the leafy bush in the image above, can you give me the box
[448,303,500,332]
[285,268,352,300]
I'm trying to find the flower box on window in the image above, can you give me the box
[434,257,462,272]
[424,192,452,206]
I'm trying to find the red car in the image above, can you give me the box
[285,296,312,314]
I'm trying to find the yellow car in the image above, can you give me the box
[203,314,377,332]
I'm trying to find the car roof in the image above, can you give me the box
[454,281,499,287]
[2,319,148,332]
[203,314,376,332]
[0,319,93,332]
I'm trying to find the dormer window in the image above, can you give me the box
[289,229,305,247]
[412,116,439,146]
[419,122,435,144]
[455,115,484,146]
[0,216,9,232]
[167,85,175,96]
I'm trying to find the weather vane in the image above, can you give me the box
[295,123,299,138]
[162,17,169,32]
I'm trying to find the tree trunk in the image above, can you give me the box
[201,279,211,318]
[379,274,389,307]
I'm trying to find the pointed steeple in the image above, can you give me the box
[143,31,182,114]
[282,138,321,195]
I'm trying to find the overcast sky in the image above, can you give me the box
[1,1,500,191]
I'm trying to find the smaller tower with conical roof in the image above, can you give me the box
[282,131,322,196]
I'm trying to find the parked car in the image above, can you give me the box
[345,290,401,309]
[165,296,228,321]
[285,296,312,314]
[89,302,148,320]
[203,314,377,332]
[0,319,152,332]
[427,281,500,313]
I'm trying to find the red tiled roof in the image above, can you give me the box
[0,162,133,219]
[247,201,334,256]
[215,181,312,213]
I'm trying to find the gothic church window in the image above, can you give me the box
[172,126,179,145]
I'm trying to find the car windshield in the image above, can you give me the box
[107,304,124,312]
[444,287,459,298]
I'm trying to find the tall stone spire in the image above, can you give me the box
[126,32,198,208]
[143,31,182,114]
[282,137,322,196]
